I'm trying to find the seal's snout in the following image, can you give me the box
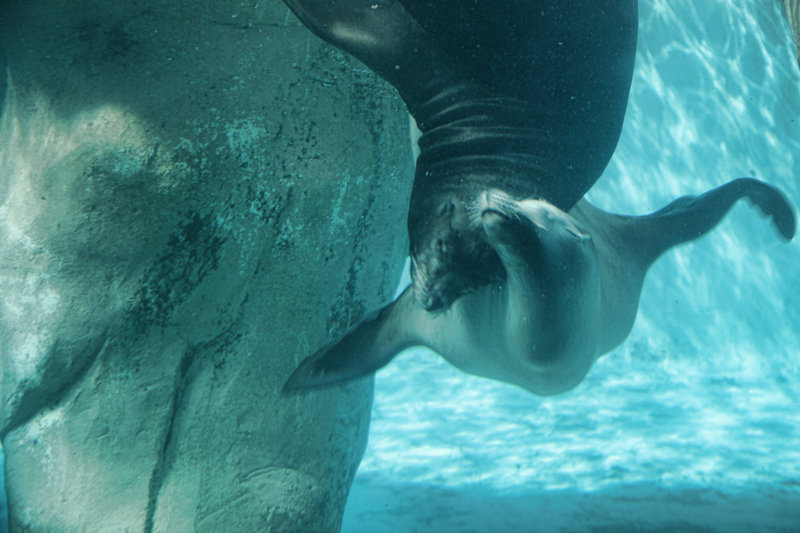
[410,258,446,311]
[422,292,445,311]
[477,189,521,219]
[412,259,466,311]
[480,209,510,241]
[479,189,521,245]
[414,282,447,311]
[478,189,513,214]
[480,209,507,224]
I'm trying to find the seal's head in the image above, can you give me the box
[408,187,592,311]
[408,191,502,311]
[478,189,590,251]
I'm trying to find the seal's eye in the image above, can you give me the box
[437,201,455,216]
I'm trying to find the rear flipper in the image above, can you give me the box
[283,288,418,392]
[282,0,464,110]
[637,178,796,261]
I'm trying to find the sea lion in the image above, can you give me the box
[283,0,638,310]
[285,178,796,395]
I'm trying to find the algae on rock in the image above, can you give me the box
[0,1,413,531]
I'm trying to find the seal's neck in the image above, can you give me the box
[409,82,573,209]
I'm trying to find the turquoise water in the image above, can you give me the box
[0,2,798,532]
[344,1,800,531]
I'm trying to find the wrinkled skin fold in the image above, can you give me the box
[283,0,639,310]
[285,178,795,395]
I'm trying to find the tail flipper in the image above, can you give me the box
[283,288,418,392]
[282,0,462,110]
[635,178,796,261]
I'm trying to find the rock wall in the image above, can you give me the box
[0,441,6,532]
[0,0,413,531]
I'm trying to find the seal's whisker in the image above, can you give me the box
[467,195,486,226]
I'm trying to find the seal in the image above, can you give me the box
[285,178,796,394]
[283,0,639,310]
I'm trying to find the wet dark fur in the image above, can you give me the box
[283,0,639,310]
[284,178,796,393]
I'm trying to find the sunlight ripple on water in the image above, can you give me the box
[345,1,800,531]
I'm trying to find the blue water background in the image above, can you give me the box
[344,1,800,531]
[0,1,797,532]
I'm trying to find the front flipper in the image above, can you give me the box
[283,288,419,392]
[634,177,796,262]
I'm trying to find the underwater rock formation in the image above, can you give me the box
[0,1,412,531]
[0,441,6,532]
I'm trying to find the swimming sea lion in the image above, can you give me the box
[283,0,638,310]
[285,178,796,395]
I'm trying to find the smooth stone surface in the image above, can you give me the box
[0,441,6,533]
[0,0,413,531]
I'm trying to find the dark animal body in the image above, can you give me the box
[286,180,795,395]
[281,1,797,394]
[284,0,639,310]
